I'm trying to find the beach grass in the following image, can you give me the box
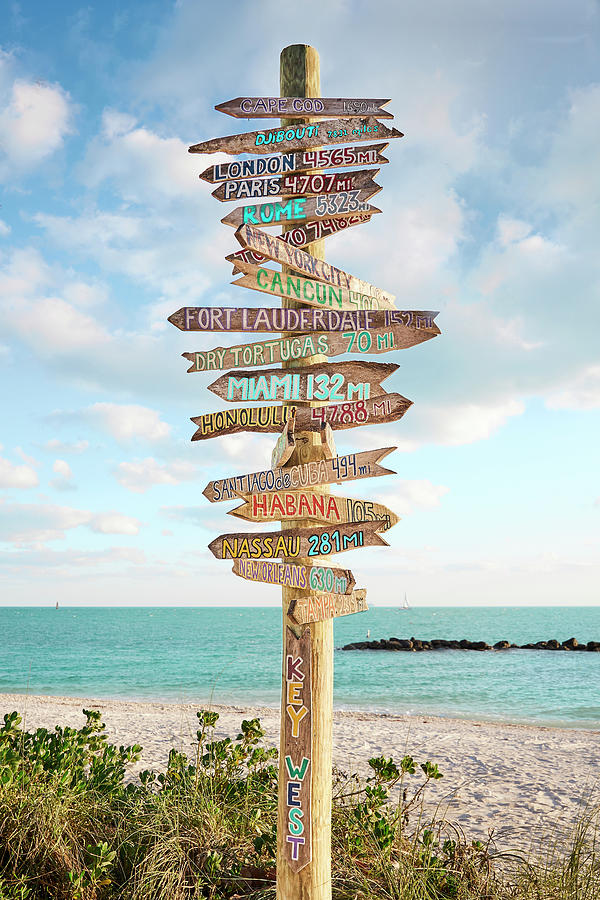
[0,708,598,899]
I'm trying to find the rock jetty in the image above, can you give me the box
[341,636,600,652]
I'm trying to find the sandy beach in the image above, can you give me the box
[2,692,598,852]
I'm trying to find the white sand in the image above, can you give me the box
[2,693,598,851]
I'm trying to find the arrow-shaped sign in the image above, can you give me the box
[288,590,368,626]
[221,188,381,230]
[189,118,403,156]
[190,393,412,441]
[230,490,399,531]
[233,223,395,305]
[208,520,389,560]
[213,168,380,203]
[202,447,397,504]
[215,97,393,120]
[207,361,398,404]
[169,307,440,335]
[232,261,394,312]
[232,558,356,595]
[199,143,389,184]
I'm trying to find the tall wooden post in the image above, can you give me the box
[276,44,333,900]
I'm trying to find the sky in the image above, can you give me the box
[0,0,598,607]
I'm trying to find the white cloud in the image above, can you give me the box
[0,77,73,178]
[0,454,38,489]
[89,513,142,535]
[50,458,75,492]
[114,457,197,493]
[0,219,10,236]
[545,365,600,410]
[0,502,89,543]
[44,439,89,455]
[87,402,171,443]
[375,480,450,516]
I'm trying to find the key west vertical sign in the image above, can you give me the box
[168,43,441,900]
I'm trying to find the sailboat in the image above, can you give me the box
[398,593,410,611]
[55,601,59,610]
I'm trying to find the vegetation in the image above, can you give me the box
[0,708,598,899]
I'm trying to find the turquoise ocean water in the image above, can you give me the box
[0,606,598,727]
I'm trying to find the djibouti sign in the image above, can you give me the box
[215,96,393,119]
[202,447,397,503]
[189,117,403,156]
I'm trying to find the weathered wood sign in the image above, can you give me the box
[208,520,388,559]
[233,223,395,305]
[229,213,375,273]
[230,490,399,531]
[221,189,381,230]
[288,590,368,626]
[207,361,398,403]
[199,143,389,184]
[191,393,412,440]
[215,97,393,119]
[189,118,403,156]
[202,447,397,503]
[271,415,296,469]
[232,559,355,595]
[182,323,437,373]
[170,306,440,335]
[213,168,380,203]
[233,262,394,313]
[283,626,312,871]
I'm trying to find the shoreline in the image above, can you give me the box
[2,691,599,849]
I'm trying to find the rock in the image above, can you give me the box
[493,640,510,650]
[471,641,492,651]
[586,641,600,652]
[533,641,548,649]
[562,637,578,650]
[546,639,560,649]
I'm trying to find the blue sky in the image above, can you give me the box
[1,0,598,606]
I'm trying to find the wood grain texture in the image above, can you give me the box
[288,589,368,625]
[215,96,393,119]
[271,415,296,468]
[230,490,399,531]
[282,626,312,872]
[213,168,379,202]
[189,117,403,155]
[232,262,394,312]
[221,188,381,229]
[190,393,412,440]
[231,558,355,595]
[233,222,395,304]
[208,520,388,559]
[199,143,389,183]
[201,447,397,503]
[207,360,398,403]
[170,306,440,335]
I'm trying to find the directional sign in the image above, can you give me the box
[190,393,412,441]
[189,118,403,156]
[230,490,399,531]
[199,143,389,184]
[221,188,381,230]
[232,559,356,595]
[208,520,388,560]
[283,626,312,872]
[215,97,393,119]
[202,447,397,503]
[288,590,368,626]
[233,223,395,305]
[229,213,375,273]
[170,307,440,335]
[207,361,398,403]
[271,415,296,469]
[213,168,379,203]
[232,261,394,312]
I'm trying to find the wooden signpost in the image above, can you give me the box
[190,392,412,440]
[189,117,403,156]
[167,41,442,900]
[232,559,355,595]
[232,261,394,312]
[208,520,388,560]
[207,361,398,403]
[230,490,399,531]
[202,447,397,503]
[215,97,393,119]
[199,143,390,184]
[170,305,439,335]
[288,590,368,626]
[233,222,396,304]
[212,168,380,202]
[221,188,381,229]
